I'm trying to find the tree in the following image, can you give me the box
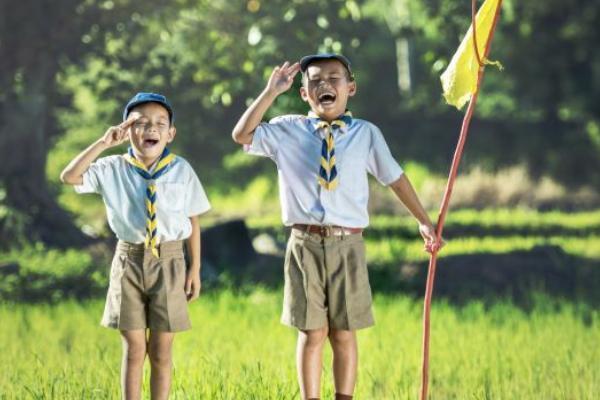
[0,0,140,246]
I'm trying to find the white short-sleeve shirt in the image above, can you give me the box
[75,154,211,243]
[245,115,403,228]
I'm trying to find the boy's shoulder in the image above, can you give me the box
[171,154,193,172]
[268,114,307,125]
[169,155,203,182]
[94,154,125,168]
[351,117,380,132]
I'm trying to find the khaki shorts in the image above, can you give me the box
[101,240,191,332]
[281,228,374,331]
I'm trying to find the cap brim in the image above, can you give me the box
[299,54,352,73]
[123,100,174,122]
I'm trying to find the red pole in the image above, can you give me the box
[418,1,503,399]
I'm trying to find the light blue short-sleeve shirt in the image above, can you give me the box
[75,155,211,243]
[245,115,403,228]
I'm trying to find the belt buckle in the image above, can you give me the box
[320,225,333,237]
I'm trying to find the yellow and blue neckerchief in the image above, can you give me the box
[308,110,353,191]
[123,147,176,258]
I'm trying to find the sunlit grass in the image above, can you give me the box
[245,209,600,264]
[365,235,600,263]
[0,289,598,399]
[368,208,600,230]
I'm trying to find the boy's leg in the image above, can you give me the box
[297,327,329,400]
[329,329,358,398]
[148,330,175,400]
[325,233,373,399]
[120,329,147,400]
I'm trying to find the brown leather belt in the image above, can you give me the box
[292,224,363,237]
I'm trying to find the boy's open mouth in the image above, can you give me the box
[142,138,160,148]
[318,92,337,105]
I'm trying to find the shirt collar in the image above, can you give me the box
[306,110,353,135]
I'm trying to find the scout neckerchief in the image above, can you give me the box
[308,110,353,191]
[123,147,176,258]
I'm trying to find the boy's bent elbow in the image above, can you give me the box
[231,129,254,145]
[59,170,69,184]
[59,170,81,185]
[231,129,241,144]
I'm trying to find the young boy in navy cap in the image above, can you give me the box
[61,92,211,399]
[232,54,442,399]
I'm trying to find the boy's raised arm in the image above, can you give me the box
[232,61,300,145]
[60,117,138,185]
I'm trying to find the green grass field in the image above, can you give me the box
[1,289,598,399]
[1,208,599,398]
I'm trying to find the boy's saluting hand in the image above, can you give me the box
[266,61,301,96]
[100,116,139,148]
[232,61,300,146]
[60,116,139,185]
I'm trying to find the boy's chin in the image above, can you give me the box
[313,106,346,120]
[131,144,166,160]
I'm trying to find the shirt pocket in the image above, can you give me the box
[156,182,185,213]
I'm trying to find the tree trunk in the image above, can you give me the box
[0,56,90,248]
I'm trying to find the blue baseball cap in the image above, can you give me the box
[299,53,354,80]
[123,92,174,123]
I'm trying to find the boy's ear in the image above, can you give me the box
[300,86,309,102]
[348,80,357,97]
[167,126,176,143]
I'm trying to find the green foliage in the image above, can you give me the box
[208,175,281,221]
[0,244,107,302]
[0,187,31,248]
[0,290,597,398]
[400,161,431,192]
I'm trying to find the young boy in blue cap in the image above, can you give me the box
[61,92,211,400]
[232,54,442,400]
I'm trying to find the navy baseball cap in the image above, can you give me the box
[123,92,174,123]
[299,53,354,79]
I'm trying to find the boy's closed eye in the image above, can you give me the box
[309,76,342,84]
[134,120,148,128]
[134,121,169,130]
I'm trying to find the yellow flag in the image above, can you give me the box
[440,0,502,109]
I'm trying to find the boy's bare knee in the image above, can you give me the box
[123,341,147,365]
[148,344,173,368]
[301,327,329,348]
[148,352,172,368]
[329,329,356,348]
